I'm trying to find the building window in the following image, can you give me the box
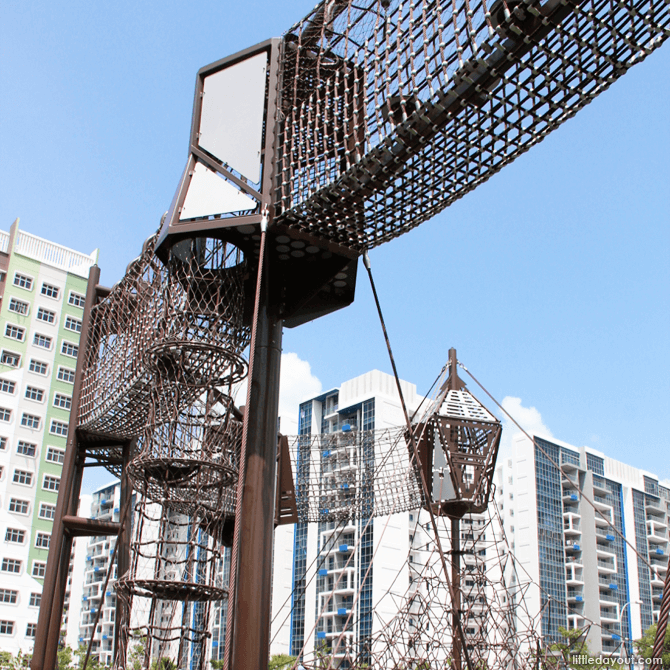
[16,441,37,457]
[0,620,15,635]
[43,474,60,491]
[64,315,82,333]
[1,351,21,368]
[26,623,37,638]
[57,366,76,383]
[46,446,65,464]
[39,503,56,520]
[68,291,85,308]
[5,528,25,544]
[5,324,25,342]
[1,559,22,574]
[13,272,33,290]
[29,359,48,375]
[36,307,56,324]
[20,413,40,429]
[35,533,50,549]
[33,333,52,349]
[53,393,72,410]
[29,593,41,608]
[13,469,33,486]
[41,283,60,299]
[8,298,29,315]
[0,437,6,450]
[32,561,46,578]
[0,379,16,394]
[0,589,17,604]
[8,498,29,515]
[50,419,68,437]
[25,386,44,402]
[61,341,78,358]
[0,407,11,422]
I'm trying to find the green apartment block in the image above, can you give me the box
[0,219,97,656]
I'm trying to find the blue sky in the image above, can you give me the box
[1,1,668,490]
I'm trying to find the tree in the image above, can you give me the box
[635,622,670,667]
[531,627,593,670]
[269,654,297,670]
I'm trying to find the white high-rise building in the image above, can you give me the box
[496,433,669,659]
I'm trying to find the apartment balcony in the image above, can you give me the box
[593,495,613,513]
[600,605,619,622]
[596,544,616,559]
[597,557,617,574]
[645,498,666,515]
[565,539,582,554]
[595,508,613,526]
[561,461,583,474]
[651,571,665,587]
[566,570,584,586]
[595,528,616,543]
[598,577,619,591]
[567,588,584,604]
[567,613,586,630]
[646,519,668,541]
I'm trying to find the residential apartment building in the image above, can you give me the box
[78,482,121,665]
[497,433,669,659]
[0,219,98,655]
[279,370,422,666]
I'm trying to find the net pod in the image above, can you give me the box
[116,500,227,670]
[412,349,502,518]
[127,394,242,527]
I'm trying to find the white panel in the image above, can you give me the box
[180,162,257,220]
[199,52,267,184]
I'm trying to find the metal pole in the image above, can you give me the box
[227,258,283,670]
[32,264,101,670]
[452,516,462,670]
[114,439,134,664]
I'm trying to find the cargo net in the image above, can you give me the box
[276,0,669,250]
[272,499,601,670]
[289,427,425,523]
[116,500,228,670]
[78,234,251,440]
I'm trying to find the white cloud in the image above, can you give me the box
[231,352,322,435]
[499,396,553,457]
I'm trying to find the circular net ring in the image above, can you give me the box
[117,578,227,602]
[146,341,248,387]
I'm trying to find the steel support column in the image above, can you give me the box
[32,264,101,670]
[452,516,462,670]
[114,439,133,664]
[227,259,283,670]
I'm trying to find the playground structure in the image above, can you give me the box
[30,0,669,668]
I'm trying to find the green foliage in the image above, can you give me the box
[0,650,31,669]
[529,627,593,670]
[57,645,75,670]
[635,622,670,667]
[269,654,297,670]
[210,660,225,669]
[150,658,176,670]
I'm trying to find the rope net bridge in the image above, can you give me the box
[275,0,669,249]
[29,0,669,667]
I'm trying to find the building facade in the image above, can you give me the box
[0,219,98,656]
[284,370,421,664]
[78,482,121,664]
[497,433,669,659]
